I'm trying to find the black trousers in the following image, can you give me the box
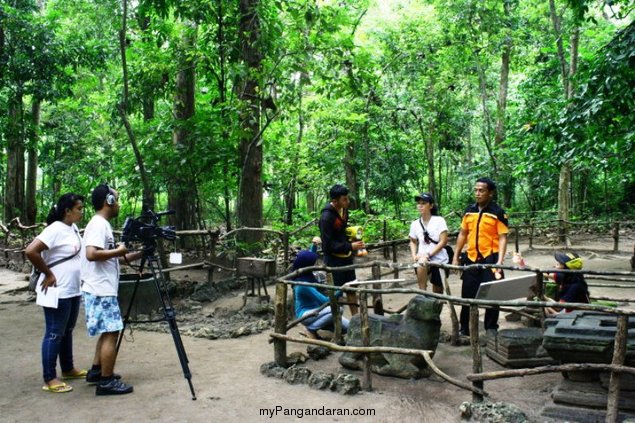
[324,254,356,287]
[459,253,502,334]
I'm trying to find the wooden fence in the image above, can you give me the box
[272,260,635,423]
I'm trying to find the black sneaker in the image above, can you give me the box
[95,378,133,396]
[86,369,121,384]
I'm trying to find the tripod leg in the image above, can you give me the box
[165,308,196,399]
[148,256,197,400]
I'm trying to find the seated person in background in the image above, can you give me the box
[545,251,590,316]
[309,236,322,254]
[292,250,349,339]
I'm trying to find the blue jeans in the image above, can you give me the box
[42,296,81,382]
[303,306,350,333]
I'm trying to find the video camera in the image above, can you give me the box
[121,207,176,249]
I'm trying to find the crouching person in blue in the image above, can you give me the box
[292,251,349,339]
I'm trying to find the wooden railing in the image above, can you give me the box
[272,260,635,423]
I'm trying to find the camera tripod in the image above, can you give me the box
[116,249,196,400]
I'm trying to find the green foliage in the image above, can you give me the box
[1,0,633,231]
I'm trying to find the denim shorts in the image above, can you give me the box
[82,292,123,336]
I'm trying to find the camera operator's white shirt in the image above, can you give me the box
[36,221,82,299]
[408,216,449,263]
[81,215,120,296]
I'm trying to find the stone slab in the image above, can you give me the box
[600,372,635,391]
[541,404,635,423]
[543,311,635,365]
[486,347,556,368]
[552,379,635,411]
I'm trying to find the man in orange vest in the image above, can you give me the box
[452,178,508,338]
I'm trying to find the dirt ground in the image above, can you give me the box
[1,238,633,423]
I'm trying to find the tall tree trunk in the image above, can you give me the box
[549,0,569,94]
[237,0,263,243]
[306,191,315,215]
[169,22,198,232]
[4,90,25,221]
[216,0,232,231]
[51,143,61,199]
[285,78,305,225]
[344,140,359,210]
[362,123,370,213]
[138,10,155,122]
[568,27,580,102]
[495,0,514,208]
[425,131,436,200]
[118,0,154,209]
[411,110,437,201]
[25,100,40,224]
[550,0,579,244]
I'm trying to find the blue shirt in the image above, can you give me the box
[293,274,329,318]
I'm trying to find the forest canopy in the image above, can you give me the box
[1,0,633,237]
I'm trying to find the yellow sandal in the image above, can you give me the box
[42,382,73,393]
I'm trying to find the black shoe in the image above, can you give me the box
[95,378,133,396]
[86,369,121,384]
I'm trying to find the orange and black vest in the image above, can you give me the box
[460,202,509,262]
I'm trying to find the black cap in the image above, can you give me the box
[415,192,434,203]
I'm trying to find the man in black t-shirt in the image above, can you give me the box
[319,185,365,315]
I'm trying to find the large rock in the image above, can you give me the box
[308,371,334,390]
[260,361,285,379]
[329,374,361,395]
[283,366,312,385]
[460,401,528,423]
[339,295,442,379]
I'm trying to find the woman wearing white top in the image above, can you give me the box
[408,192,449,294]
[26,193,86,393]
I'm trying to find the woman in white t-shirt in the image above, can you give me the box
[25,193,86,393]
[408,192,449,294]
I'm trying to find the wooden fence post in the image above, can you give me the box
[606,315,628,423]
[536,271,545,330]
[371,264,383,315]
[274,281,288,366]
[392,243,399,279]
[383,219,389,259]
[282,231,290,269]
[470,305,484,402]
[529,223,534,250]
[327,272,343,344]
[612,223,620,253]
[442,275,460,345]
[359,290,372,391]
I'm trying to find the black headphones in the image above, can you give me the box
[104,184,116,206]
